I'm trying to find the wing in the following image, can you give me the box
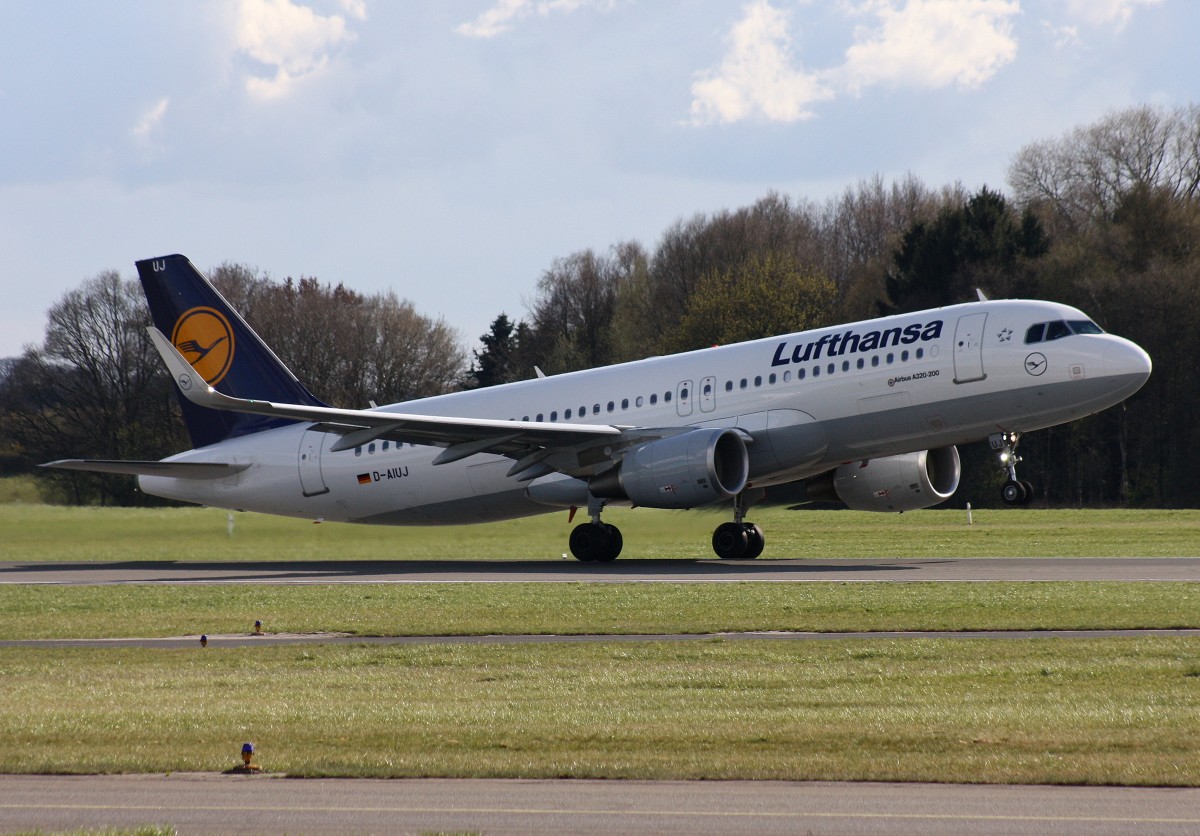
[147,327,640,480]
[43,459,250,479]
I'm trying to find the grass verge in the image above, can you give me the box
[0,582,1197,640]
[3,506,1200,562]
[0,638,1197,784]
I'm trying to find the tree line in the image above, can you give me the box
[2,104,1197,507]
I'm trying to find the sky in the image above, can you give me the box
[0,0,1193,359]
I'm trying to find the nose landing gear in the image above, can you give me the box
[991,432,1034,506]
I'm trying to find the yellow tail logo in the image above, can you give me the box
[172,307,235,386]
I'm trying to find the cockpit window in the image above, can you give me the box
[1024,319,1104,344]
[1045,320,1072,341]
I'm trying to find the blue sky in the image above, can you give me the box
[0,0,1192,358]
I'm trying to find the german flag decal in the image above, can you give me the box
[357,473,371,485]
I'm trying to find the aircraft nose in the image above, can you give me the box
[1105,337,1152,384]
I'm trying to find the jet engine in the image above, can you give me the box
[809,446,960,512]
[589,428,749,509]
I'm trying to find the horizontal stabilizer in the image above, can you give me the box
[42,460,250,480]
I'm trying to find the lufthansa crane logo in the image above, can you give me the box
[172,307,235,386]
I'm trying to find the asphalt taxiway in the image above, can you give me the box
[2,774,1199,835]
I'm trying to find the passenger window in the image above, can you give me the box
[886,353,894,364]
[702,383,711,396]
[382,441,389,451]
[769,373,776,384]
[754,375,762,387]
[536,413,543,422]
[680,388,689,400]
[812,366,820,377]
[665,391,672,402]
[368,442,376,454]
[842,361,849,372]
[593,404,600,415]
[783,370,791,382]
[827,363,834,375]
[565,409,572,419]
[740,378,748,389]
[650,393,657,405]
[916,348,924,359]
[550,411,557,422]
[522,416,529,422]
[725,381,733,392]
[901,350,909,362]
[607,401,615,413]
[1025,323,1045,343]
[856,358,864,369]
[871,356,880,367]
[797,368,805,380]
[355,446,362,456]
[636,396,644,407]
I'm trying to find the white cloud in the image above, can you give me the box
[1060,0,1163,30]
[233,0,362,99]
[839,0,1020,93]
[455,0,608,39]
[689,0,1022,127]
[689,1,832,126]
[131,97,170,145]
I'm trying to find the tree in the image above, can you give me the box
[883,187,1048,314]
[470,313,521,388]
[0,272,181,504]
[661,252,836,353]
[1009,104,1200,235]
[210,266,467,407]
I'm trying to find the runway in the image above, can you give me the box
[3,555,1200,584]
[2,774,1199,835]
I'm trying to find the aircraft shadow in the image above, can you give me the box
[0,557,930,584]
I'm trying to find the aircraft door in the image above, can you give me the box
[699,376,716,413]
[953,313,988,384]
[298,428,330,497]
[676,380,693,417]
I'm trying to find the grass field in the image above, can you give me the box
[0,582,1197,640]
[3,504,1200,562]
[3,501,1200,785]
[1,638,1197,784]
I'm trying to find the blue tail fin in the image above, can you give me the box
[137,254,329,449]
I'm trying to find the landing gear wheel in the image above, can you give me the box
[713,521,750,559]
[1000,479,1028,506]
[599,523,622,562]
[1019,480,1035,505]
[569,521,622,562]
[743,523,765,559]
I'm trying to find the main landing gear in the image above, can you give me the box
[567,489,769,562]
[711,488,766,560]
[568,496,623,562]
[991,431,1035,506]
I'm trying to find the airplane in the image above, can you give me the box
[47,254,1152,561]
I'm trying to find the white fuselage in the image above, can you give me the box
[140,299,1151,524]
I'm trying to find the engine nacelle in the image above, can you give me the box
[590,428,749,509]
[819,446,960,512]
